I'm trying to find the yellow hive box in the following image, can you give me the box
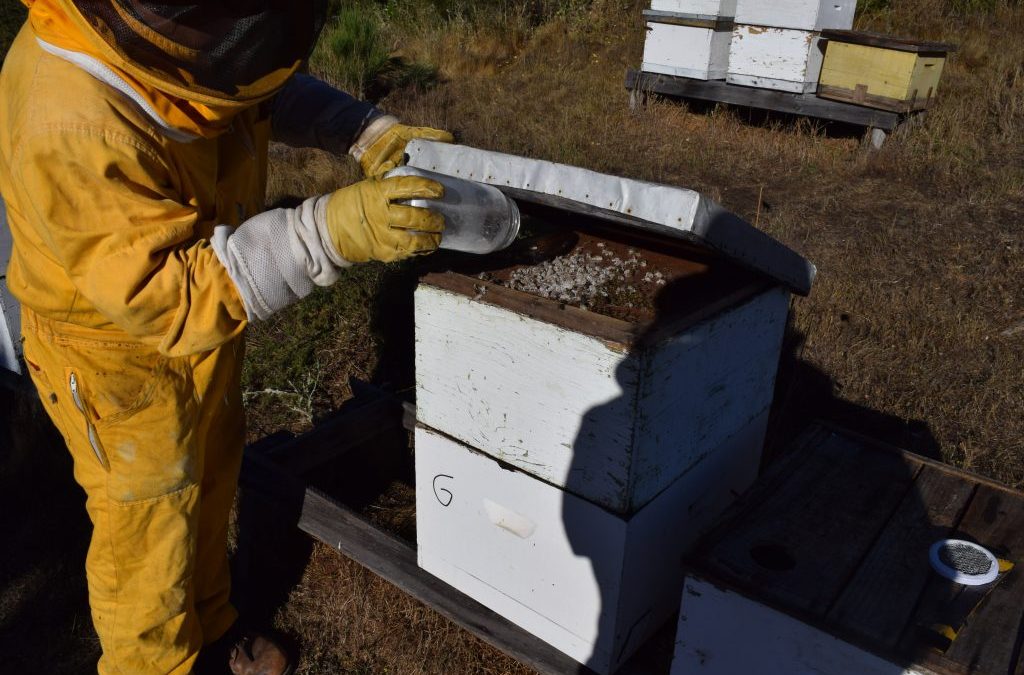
[818,30,956,113]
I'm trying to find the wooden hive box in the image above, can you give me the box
[408,141,815,516]
[672,423,1024,675]
[650,0,737,15]
[416,422,761,674]
[642,11,735,81]
[728,25,826,94]
[818,31,957,113]
[735,0,857,31]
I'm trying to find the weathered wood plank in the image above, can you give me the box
[698,429,923,619]
[826,466,977,649]
[817,421,1024,500]
[899,484,1024,675]
[625,70,903,130]
[939,486,1024,674]
[643,9,733,30]
[818,84,921,114]
[821,30,957,54]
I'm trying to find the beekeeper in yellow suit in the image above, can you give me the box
[0,1,452,673]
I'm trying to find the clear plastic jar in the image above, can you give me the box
[386,166,521,255]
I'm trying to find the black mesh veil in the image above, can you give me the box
[72,0,329,99]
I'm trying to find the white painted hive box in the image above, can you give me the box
[642,13,734,80]
[416,271,788,515]
[408,141,816,516]
[728,26,826,94]
[650,0,737,16]
[416,422,764,674]
[734,0,857,31]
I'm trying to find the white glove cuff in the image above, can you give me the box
[212,196,350,322]
[349,114,399,161]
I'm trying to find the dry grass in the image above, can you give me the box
[2,0,1022,672]
[257,1,1024,671]
[279,546,530,675]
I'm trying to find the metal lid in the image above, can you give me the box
[406,140,817,295]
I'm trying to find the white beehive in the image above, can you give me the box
[734,0,856,31]
[407,140,815,674]
[650,0,737,15]
[642,14,733,80]
[416,421,765,674]
[727,26,826,94]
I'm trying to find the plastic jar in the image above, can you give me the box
[386,166,521,255]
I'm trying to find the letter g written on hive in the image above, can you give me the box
[433,474,454,507]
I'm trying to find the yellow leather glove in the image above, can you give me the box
[325,176,446,264]
[354,117,454,178]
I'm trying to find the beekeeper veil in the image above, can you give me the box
[62,0,329,104]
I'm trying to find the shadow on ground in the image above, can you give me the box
[0,386,99,673]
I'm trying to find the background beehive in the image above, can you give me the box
[641,12,734,81]
[734,0,858,31]
[727,25,827,94]
[818,31,956,112]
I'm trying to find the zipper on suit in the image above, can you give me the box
[69,372,107,469]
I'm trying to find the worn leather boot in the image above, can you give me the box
[228,633,295,675]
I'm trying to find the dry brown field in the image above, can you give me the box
[2,0,1023,672]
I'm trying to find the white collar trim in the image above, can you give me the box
[36,38,199,144]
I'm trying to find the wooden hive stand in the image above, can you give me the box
[626,69,915,149]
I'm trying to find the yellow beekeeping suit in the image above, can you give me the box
[0,1,271,670]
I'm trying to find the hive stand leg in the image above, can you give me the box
[629,87,649,114]
[868,127,888,150]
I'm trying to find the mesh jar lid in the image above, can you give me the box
[929,539,999,586]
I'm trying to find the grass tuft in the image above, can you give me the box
[312,3,442,100]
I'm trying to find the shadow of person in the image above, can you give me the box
[765,317,942,466]
[0,385,99,673]
[562,273,941,674]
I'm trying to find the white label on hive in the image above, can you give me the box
[484,499,538,539]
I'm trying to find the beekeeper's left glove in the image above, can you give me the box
[351,115,454,178]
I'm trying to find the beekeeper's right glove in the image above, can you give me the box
[323,175,446,264]
[212,176,445,323]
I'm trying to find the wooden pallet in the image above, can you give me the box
[625,69,914,148]
[237,389,673,675]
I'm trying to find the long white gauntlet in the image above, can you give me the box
[211,195,342,321]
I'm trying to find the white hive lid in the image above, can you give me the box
[406,140,817,296]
